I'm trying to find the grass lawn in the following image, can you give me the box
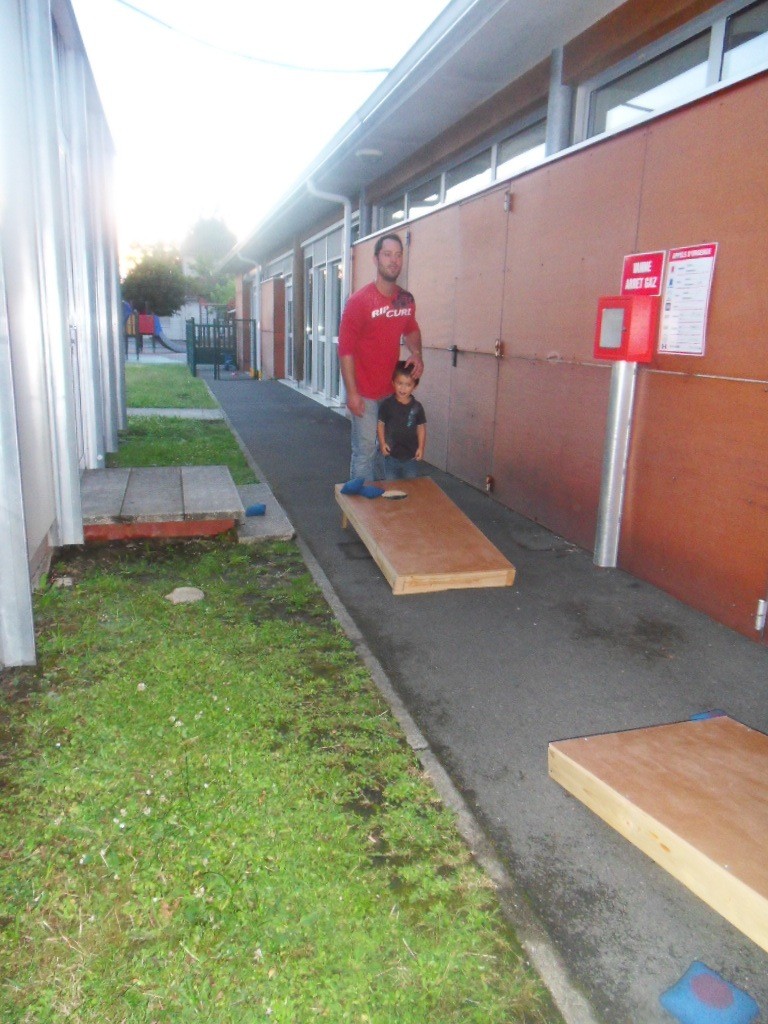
[125,364,217,409]
[114,365,256,484]
[107,418,257,486]
[0,364,562,1022]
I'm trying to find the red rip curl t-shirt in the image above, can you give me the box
[338,282,419,399]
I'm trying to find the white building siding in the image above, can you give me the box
[0,0,123,667]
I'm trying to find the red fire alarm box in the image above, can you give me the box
[593,295,660,363]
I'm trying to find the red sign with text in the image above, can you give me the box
[621,251,665,297]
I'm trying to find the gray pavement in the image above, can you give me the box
[208,376,768,1024]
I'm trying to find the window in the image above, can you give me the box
[496,120,547,180]
[407,176,441,219]
[589,33,710,136]
[444,149,492,203]
[579,0,768,141]
[376,114,548,228]
[722,0,768,78]
[381,195,406,227]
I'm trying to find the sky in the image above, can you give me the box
[70,0,451,268]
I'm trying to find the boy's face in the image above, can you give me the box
[393,373,416,403]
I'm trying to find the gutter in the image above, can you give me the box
[305,180,352,309]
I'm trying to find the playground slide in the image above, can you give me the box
[125,311,186,353]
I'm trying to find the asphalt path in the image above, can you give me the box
[209,376,768,1024]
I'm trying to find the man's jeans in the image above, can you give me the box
[349,397,384,481]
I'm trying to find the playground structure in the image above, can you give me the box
[124,311,185,358]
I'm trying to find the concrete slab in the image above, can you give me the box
[81,467,245,528]
[181,465,243,521]
[237,483,295,543]
[127,407,223,419]
[120,467,183,522]
[80,468,130,523]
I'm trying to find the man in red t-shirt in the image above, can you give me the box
[338,233,424,481]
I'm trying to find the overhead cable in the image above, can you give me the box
[114,0,392,74]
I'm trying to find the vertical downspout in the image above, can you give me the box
[594,361,637,567]
[251,267,262,377]
[306,179,352,307]
[236,256,260,374]
[545,48,573,156]
[306,180,352,401]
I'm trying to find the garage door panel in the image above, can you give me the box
[501,134,646,361]
[406,208,460,351]
[621,372,768,638]
[492,358,611,549]
[453,187,508,354]
[636,79,768,380]
[416,347,452,472]
[446,352,499,490]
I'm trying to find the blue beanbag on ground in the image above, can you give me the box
[660,962,759,1024]
[245,503,266,517]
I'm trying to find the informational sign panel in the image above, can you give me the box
[658,243,718,356]
[621,251,665,296]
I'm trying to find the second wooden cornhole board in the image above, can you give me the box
[548,715,768,953]
[334,477,516,595]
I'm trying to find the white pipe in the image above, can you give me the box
[594,360,637,568]
[306,179,352,306]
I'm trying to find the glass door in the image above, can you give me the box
[303,258,313,388]
[284,275,294,379]
[329,259,343,402]
[311,264,327,393]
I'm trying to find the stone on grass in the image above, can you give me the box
[164,587,205,605]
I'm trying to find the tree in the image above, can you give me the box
[121,246,187,316]
[181,218,237,303]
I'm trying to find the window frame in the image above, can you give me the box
[573,0,768,143]
[376,106,547,230]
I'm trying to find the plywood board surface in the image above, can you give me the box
[549,716,768,952]
[334,477,516,595]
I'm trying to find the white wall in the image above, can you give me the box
[0,0,123,666]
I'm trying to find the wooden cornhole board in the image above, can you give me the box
[549,715,768,952]
[334,476,516,595]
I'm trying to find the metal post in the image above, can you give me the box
[594,360,637,568]
[545,48,573,156]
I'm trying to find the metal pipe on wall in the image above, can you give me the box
[305,180,352,307]
[594,360,637,568]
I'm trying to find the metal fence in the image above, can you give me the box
[186,318,256,379]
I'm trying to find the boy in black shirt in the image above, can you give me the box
[377,361,427,480]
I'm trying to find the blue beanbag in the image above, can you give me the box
[245,503,266,517]
[340,479,384,498]
[340,478,365,495]
[660,962,759,1024]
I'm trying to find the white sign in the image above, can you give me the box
[658,243,718,356]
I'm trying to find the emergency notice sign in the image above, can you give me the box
[658,243,718,356]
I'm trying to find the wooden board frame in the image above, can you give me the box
[335,477,516,595]
[549,716,768,952]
